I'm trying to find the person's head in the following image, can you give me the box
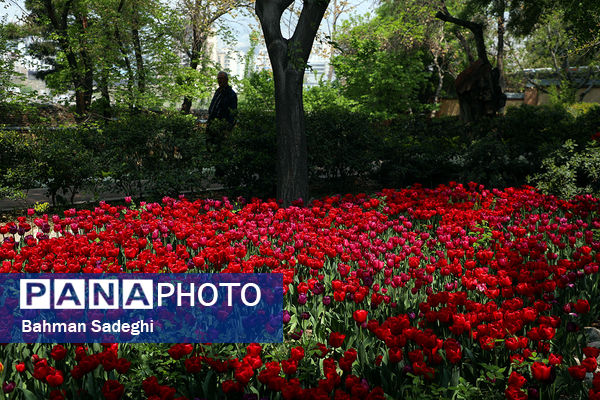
[217,71,228,88]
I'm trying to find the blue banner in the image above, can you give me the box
[0,273,283,343]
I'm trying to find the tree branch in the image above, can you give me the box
[291,0,329,64]
[61,0,73,29]
[256,0,294,67]
[43,0,59,29]
[435,10,488,63]
[256,0,282,44]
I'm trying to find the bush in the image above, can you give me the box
[375,116,465,187]
[573,105,600,143]
[566,102,600,118]
[102,112,205,199]
[34,124,102,205]
[211,110,277,199]
[528,139,600,198]
[303,83,355,113]
[307,110,379,183]
[4,102,600,203]
[212,109,382,198]
[0,102,74,126]
[210,104,600,197]
[238,71,275,112]
[0,129,40,199]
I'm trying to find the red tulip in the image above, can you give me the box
[352,309,368,323]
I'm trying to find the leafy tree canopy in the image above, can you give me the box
[331,0,437,117]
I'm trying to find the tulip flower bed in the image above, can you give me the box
[1,182,600,399]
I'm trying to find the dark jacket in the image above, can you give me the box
[208,85,237,126]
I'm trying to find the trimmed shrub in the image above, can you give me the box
[4,103,600,202]
[34,125,102,205]
[307,110,379,183]
[102,112,205,199]
[211,110,277,199]
[0,129,40,199]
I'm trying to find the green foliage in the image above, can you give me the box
[20,0,214,112]
[331,9,433,117]
[329,104,600,192]
[0,22,24,103]
[376,116,465,187]
[529,139,600,198]
[238,70,275,112]
[102,112,205,199]
[306,109,380,184]
[517,9,600,107]
[554,0,600,52]
[303,81,355,113]
[211,109,384,198]
[547,83,578,106]
[167,60,217,110]
[211,109,277,199]
[34,124,102,205]
[5,103,600,203]
[0,102,47,125]
[243,30,260,78]
[567,102,600,118]
[456,105,573,187]
[0,129,39,200]
[0,112,206,204]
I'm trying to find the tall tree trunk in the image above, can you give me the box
[76,14,94,111]
[43,0,90,116]
[326,0,339,82]
[131,8,146,93]
[432,48,444,117]
[274,67,308,204]
[436,10,506,122]
[256,0,329,205]
[115,0,136,109]
[181,24,203,114]
[99,66,112,117]
[81,49,94,111]
[181,96,193,114]
[496,11,506,92]
[115,28,136,109]
[180,57,199,114]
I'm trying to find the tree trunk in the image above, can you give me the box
[115,26,136,109]
[76,13,94,111]
[432,49,444,117]
[98,61,112,117]
[274,68,308,204]
[256,0,329,206]
[181,97,193,114]
[180,57,198,114]
[436,10,506,123]
[131,8,146,93]
[497,12,506,92]
[43,0,90,116]
[67,51,88,117]
[115,0,136,109]
[81,49,94,111]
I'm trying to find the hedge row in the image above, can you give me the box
[2,105,600,204]
[1,113,204,204]
[213,105,600,198]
